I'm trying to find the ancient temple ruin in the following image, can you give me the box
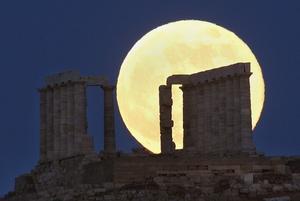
[160,63,256,155]
[4,64,300,201]
[38,71,116,161]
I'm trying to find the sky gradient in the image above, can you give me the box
[0,0,300,195]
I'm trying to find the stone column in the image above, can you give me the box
[46,87,54,160]
[203,81,210,154]
[195,84,205,153]
[73,81,87,155]
[225,77,234,153]
[53,85,61,159]
[217,79,225,154]
[233,75,241,151]
[239,73,255,153]
[102,85,116,155]
[39,88,47,162]
[159,85,175,154]
[60,84,68,158]
[66,83,75,157]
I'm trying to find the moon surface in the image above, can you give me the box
[117,20,265,153]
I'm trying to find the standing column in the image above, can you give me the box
[195,84,205,153]
[74,81,87,155]
[102,85,116,155]
[203,81,210,154]
[239,72,255,153]
[159,85,175,154]
[233,75,241,151]
[66,83,75,157]
[46,87,54,160]
[217,79,225,154]
[209,80,220,153]
[53,85,61,159]
[39,88,47,162]
[225,77,234,153]
[60,84,68,158]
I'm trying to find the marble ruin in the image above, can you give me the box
[3,64,300,201]
[38,71,116,161]
[160,63,255,155]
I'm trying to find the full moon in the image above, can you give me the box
[117,20,265,153]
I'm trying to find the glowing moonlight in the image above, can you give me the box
[117,20,265,153]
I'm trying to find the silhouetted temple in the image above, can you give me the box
[3,64,300,201]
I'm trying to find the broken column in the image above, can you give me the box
[159,85,175,154]
[102,85,116,155]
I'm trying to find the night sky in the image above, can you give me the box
[1,0,300,195]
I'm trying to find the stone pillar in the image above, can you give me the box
[233,75,241,151]
[217,79,225,154]
[46,87,54,160]
[159,85,175,154]
[102,85,116,155]
[211,80,220,154]
[39,88,47,162]
[53,85,61,159]
[60,84,68,157]
[66,83,75,157]
[195,84,205,153]
[225,77,234,153]
[73,81,87,155]
[239,73,256,153]
[203,81,210,154]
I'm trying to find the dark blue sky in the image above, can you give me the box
[1,0,300,195]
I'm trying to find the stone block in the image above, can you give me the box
[263,196,290,201]
[242,173,253,185]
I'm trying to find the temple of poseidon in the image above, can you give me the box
[2,63,300,201]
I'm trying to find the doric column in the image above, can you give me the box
[217,79,225,154]
[159,85,175,154]
[66,83,75,157]
[239,73,255,153]
[225,77,234,153]
[53,85,61,159]
[203,81,210,154]
[39,88,47,162]
[46,87,54,160]
[102,85,116,155]
[195,84,205,153]
[60,84,68,158]
[233,75,241,151]
[73,81,87,155]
